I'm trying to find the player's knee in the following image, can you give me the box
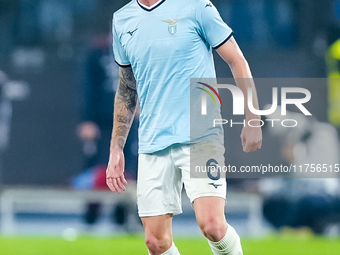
[145,234,172,254]
[199,217,227,242]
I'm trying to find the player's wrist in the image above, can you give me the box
[110,138,125,152]
[245,113,261,122]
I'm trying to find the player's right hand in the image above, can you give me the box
[106,146,127,193]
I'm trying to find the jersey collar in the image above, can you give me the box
[137,0,166,12]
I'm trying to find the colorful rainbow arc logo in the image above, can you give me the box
[197,82,222,106]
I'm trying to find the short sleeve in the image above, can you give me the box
[196,0,233,49]
[112,16,131,67]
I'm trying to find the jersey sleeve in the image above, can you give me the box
[196,0,233,49]
[112,16,131,67]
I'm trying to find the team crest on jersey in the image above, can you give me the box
[162,18,181,35]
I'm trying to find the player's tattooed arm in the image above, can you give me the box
[111,66,137,150]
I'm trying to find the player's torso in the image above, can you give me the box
[115,0,214,86]
[113,0,221,153]
[116,0,205,66]
[114,0,215,109]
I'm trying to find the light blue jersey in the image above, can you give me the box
[112,0,232,153]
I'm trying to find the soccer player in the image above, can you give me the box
[106,0,262,254]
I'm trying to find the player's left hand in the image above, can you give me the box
[240,124,262,153]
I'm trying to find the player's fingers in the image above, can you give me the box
[244,140,252,153]
[106,178,117,192]
[250,142,259,152]
[121,175,128,185]
[251,140,262,151]
[116,177,126,192]
[112,178,122,194]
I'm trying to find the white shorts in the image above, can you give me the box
[137,142,227,217]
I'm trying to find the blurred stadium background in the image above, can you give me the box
[0,0,340,254]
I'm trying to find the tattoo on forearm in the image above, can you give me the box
[116,115,128,123]
[111,66,137,150]
[116,125,129,138]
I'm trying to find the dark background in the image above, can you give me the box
[0,0,339,186]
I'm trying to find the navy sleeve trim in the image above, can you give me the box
[115,60,131,68]
[212,32,234,49]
